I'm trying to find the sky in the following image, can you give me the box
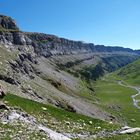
[0,0,140,49]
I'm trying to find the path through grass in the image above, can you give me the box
[94,76,140,127]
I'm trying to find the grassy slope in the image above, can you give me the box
[3,93,119,134]
[0,122,49,140]
[94,77,140,127]
[115,58,140,86]
[93,75,140,139]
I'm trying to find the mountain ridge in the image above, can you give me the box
[0,15,139,56]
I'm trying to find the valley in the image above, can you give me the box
[118,81,140,110]
[0,15,140,140]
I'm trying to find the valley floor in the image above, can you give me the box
[92,74,140,139]
[95,74,140,127]
[117,81,140,110]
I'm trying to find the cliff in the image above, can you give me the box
[0,15,139,57]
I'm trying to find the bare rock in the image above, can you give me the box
[0,103,9,110]
[120,127,140,134]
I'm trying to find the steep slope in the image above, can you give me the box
[116,58,140,85]
[0,93,120,140]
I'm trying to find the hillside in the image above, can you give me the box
[0,15,140,140]
[92,59,140,139]
[115,58,140,85]
[0,15,138,117]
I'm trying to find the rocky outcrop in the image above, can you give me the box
[0,15,32,46]
[0,74,18,85]
[0,15,19,30]
[0,90,5,99]
[0,109,71,140]
[120,126,140,134]
[0,31,32,46]
[27,33,138,57]
[0,103,9,110]
[9,53,38,77]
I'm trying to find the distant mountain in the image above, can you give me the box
[134,49,140,55]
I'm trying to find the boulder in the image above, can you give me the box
[0,103,9,110]
[0,89,5,99]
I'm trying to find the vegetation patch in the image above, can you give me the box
[102,55,138,72]
[3,93,119,134]
[94,76,140,127]
[115,58,140,86]
[98,132,140,140]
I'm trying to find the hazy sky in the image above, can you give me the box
[1,0,140,49]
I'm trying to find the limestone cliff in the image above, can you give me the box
[0,15,139,57]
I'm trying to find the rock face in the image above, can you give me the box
[26,33,138,57]
[0,15,19,30]
[0,90,5,99]
[0,15,32,45]
[0,84,8,110]
[0,15,139,57]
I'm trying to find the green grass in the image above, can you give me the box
[0,122,49,140]
[94,77,140,127]
[138,102,140,106]
[135,95,140,100]
[3,93,119,134]
[98,132,140,140]
[114,58,140,86]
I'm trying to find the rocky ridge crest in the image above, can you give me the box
[0,15,139,57]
